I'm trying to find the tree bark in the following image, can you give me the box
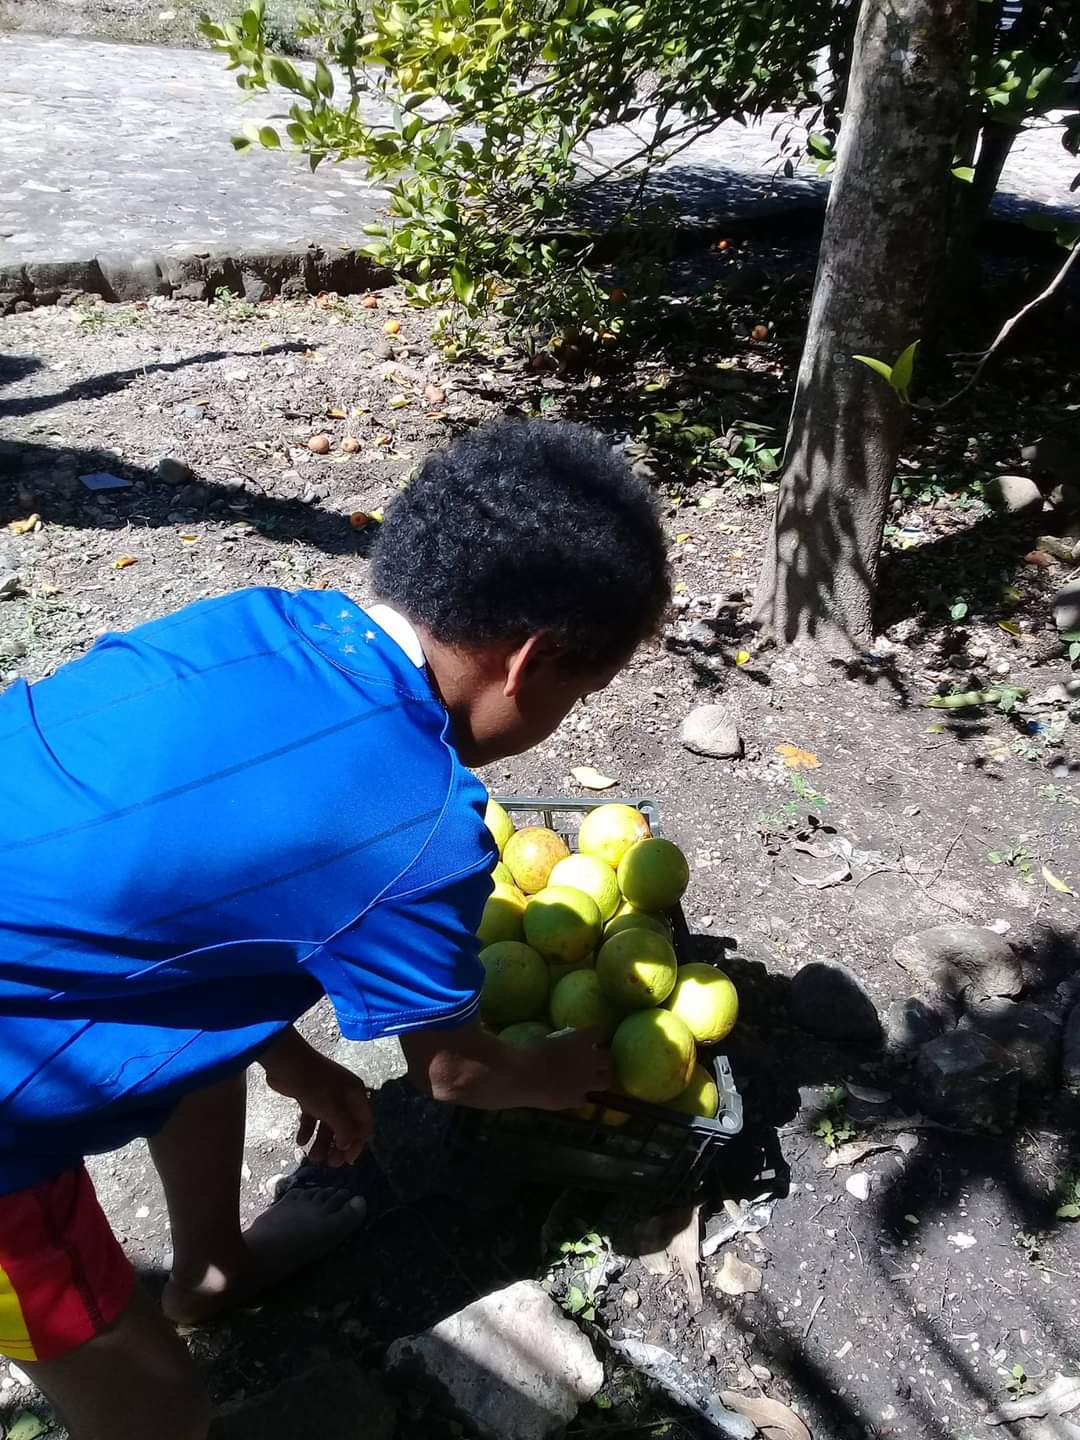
[752,0,972,652]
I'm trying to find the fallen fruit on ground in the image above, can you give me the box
[596,928,678,1010]
[550,968,620,1041]
[612,1009,697,1102]
[666,963,739,1044]
[476,881,528,947]
[484,798,515,855]
[666,1062,720,1119]
[577,803,651,868]
[499,1020,551,1049]
[479,941,549,1025]
[503,826,570,893]
[524,885,602,963]
[618,837,690,912]
[549,853,621,921]
[603,906,673,942]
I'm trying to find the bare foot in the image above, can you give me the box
[162,1185,366,1326]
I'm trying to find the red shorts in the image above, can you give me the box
[0,1165,135,1363]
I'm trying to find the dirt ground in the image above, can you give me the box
[1,231,1079,1440]
[0,0,310,51]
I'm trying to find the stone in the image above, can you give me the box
[983,474,1044,516]
[1063,997,1080,1094]
[892,926,1023,1005]
[209,1363,395,1440]
[385,1281,602,1440]
[156,456,194,486]
[680,703,743,759]
[963,1000,1060,1092]
[96,251,169,302]
[885,996,947,1053]
[914,1031,1019,1132]
[1052,581,1080,635]
[1047,483,1080,519]
[1036,535,1080,564]
[790,960,881,1044]
[845,1173,871,1201]
[0,572,21,600]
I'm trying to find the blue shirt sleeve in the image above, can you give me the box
[304,867,492,1041]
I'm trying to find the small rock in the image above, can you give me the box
[983,474,1043,516]
[1036,535,1080,563]
[307,434,331,455]
[1052,581,1080,635]
[790,960,882,1044]
[1062,996,1080,1094]
[681,703,743,759]
[621,1288,641,1310]
[844,1082,892,1124]
[914,1030,1019,1132]
[686,619,717,648]
[750,1363,773,1382]
[156,456,193,486]
[713,1253,762,1296]
[385,1280,602,1440]
[8,1364,30,1387]
[210,1363,395,1440]
[0,635,26,660]
[947,1231,977,1250]
[963,999,1061,1092]
[892,925,1023,1005]
[885,996,946,1052]
[340,435,361,453]
[845,1173,871,1201]
[0,572,21,600]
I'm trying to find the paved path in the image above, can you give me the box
[2,32,1078,291]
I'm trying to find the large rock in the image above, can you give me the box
[680,703,743,759]
[1064,997,1080,1094]
[386,1280,603,1440]
[915,1031,1020,1132]
[210,1363,395,1440]
[892,926,1023,1005]
[790,961,881,1044]
[963,1000,1061,1092]
[983,474,1044,516]
[885,996,946,1053]
[1052,581,1080,635]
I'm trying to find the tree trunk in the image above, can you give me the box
[752,0,972,652]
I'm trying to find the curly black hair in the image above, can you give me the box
[371,420,670,669]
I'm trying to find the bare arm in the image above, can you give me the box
[400,1019,611,1111]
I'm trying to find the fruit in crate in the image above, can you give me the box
[492,860,514,885]
[577,802,651,868]
[617,837,690,912]
[524,885,602,963]
[666,1062,720,1119]
[611,1008,696,1103]
[476,882,528,946]
[596,927,678,1009]
[665,963,739,1044]
[503,827,571,894]
[479,941,549,1024]
[550,968,620,1041]
[484,798,516,855]
[499,1020,551,1048]
[603,905,673,942]
[548,853,621,922]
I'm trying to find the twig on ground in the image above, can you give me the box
[802,1292,825,1339]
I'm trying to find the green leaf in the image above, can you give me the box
[1042,865,1076,896]
[314,58,334,98]
[852,355,894,384]
[950,600,968,621]
[951,165,975,182]
[268,55,304,90]
[891,339,920,398]
[1056,1202,1080,1219]
[7,1415,48,1440]
[258,125,281,148]
[449,260,476,306]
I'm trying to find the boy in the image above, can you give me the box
[0,419,670,1440]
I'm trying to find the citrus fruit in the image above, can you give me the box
[479,941,549,1025]
[484,798,516,855]
[596,928,677,1010]
[476,881,527,947]
[665,963,739,1044]
[548,957,594,987]
[617,837,690,912]
[577,803,651,869]
[503,827,570,893]
[548,853,621,922]
[499,1020,551,1049]
[611,1009,696,1103]
[603,906,673,942]
[666,1062,719,1119]
[550,969,620,1041]
[492,859,514,886]
[524,885,602,964]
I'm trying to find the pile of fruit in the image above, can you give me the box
[478,800,738,1123]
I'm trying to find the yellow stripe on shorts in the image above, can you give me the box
[0,1261,37,1362]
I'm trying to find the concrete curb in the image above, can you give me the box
[0,242,392,315]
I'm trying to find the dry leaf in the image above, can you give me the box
[8,514,40,535]
[987,1373,1080,1425]
[571,765,617,791]
[388,394,410,410]
[179,533,199,544]
[675,532,691,544]
[112,554,138,569]
[713,1252,762,1296]
[720,1391,812,1440]
[1042,865,1076,896]
[997,619,1022,638]
[775,743,821,770]
[326,406,346,419]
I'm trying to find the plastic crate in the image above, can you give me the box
[450,796,744,1198]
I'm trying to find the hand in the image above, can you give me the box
[261,1031,373,1167]
[533,1028,613,1110]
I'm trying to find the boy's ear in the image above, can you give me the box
[504,633,561,698]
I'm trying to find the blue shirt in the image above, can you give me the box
[0,588,495,1192]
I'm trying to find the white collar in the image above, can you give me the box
[368,603,426,669]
